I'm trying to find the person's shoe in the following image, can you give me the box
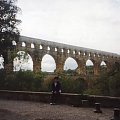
[50,103,55,105]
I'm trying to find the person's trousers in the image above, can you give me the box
[51,92,60,104]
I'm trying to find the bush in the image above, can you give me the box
[60,74,87,94]
[0,69,6,89]
[85,73,110,95]
[1,62,120,96]
[41,76,53,92]
[4,73,16,90]
[14,70,34,91]
[33,72,44,91]
[85,63,120,97]
[0,70,45,91]
[109,72,120,97]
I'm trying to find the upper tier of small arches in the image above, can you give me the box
[12,36,120,60]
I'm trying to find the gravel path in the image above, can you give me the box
[0,99,114,120]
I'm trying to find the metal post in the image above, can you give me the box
[111,108,120,120]
[94,103,102,113]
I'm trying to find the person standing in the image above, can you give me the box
[50,76,61,105]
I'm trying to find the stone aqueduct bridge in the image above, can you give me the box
[6,36,120,76]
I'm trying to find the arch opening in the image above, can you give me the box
[12,40,17,46]
[86,59,94,75]
[100,61,107,73]
[47,46,50,51]
[0,55,4,69]
[22,42,26,47]
[41,54,56,72]
[40,45,43,49]
[31,43,35,48]
[55,47,57,52]
[73,51,75,54]
[13,51,33,71]
[64,57,78,73]
[61,49,64,53]
[67,49,70,54]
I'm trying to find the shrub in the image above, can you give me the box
[85,63,120,97]
[109,72,120,97]
[0,69,6,89]
[85,73,110,95]
[60,74,87,94]
[33,72,45,91]
[0,70,45,91]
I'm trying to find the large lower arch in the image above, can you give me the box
[64,57,78,71]
[100,61,107,73]
[0,55,4,69]
[101,60,112,72]
[13,51,33,71]
[86,59,94,75]
[41,54,56,72]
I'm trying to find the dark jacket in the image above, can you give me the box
[51,81,61,93]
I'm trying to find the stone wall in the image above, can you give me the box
[0,90,120,108]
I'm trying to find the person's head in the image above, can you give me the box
[53,76,59,82]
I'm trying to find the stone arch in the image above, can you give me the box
[100,61,106,66]
[31,43,35,48]
[101,60,112,72]
[47,46,50,51]
[86,59,94,66]
[86,59,94,75]
[101,59,107,64]
[64,57,78,71]
[0,55,4,69]
[55,47,57,52]
[100,61,107,73]
[22,42,26,47]
[40,44,43,49]
[13,51,33,71]
[12,40,17,46]
[41,54,56,72]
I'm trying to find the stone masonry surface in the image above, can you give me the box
[0,99,114,120]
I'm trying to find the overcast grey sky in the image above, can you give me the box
[17,0,120,54]
[2,0,119,71]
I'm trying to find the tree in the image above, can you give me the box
[0,0,21,64]
[85,62,120,96]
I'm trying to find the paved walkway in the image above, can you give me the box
[0,99,114,120]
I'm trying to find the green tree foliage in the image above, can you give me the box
[63,69,77,75]
[0,62,120,96]
[109,72,120,96]
[85,62,120,97]
[0,0,21,63]
[14,71,34,91]
[85,73,110,95]
[86,66,94,75]
[33,72,45,91]
[0,70,88,93]
[0,70,45,91]
[60,75,87,94]
[0,69,6,89]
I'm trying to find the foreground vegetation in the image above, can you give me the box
[86,62,120,97]
[0,69,87,94]
[0,62,120,97]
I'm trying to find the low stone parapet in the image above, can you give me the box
[0,90,120,108]
[89,95,120,108]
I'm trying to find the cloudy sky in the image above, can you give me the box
[1,0,120,71]
[17,0,120,54]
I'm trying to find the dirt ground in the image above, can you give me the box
[0,99,114,120]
